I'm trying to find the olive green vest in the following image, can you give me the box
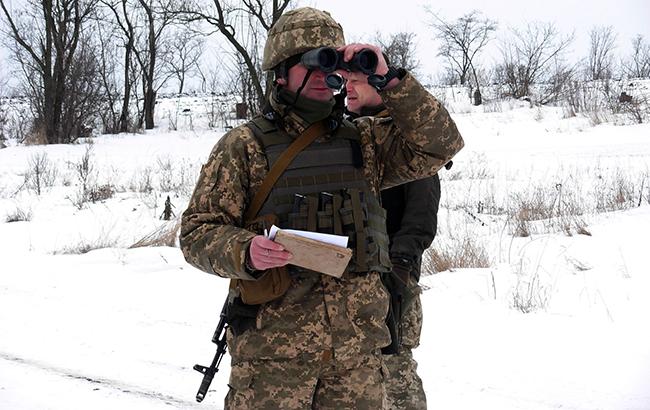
[247,116,391,274]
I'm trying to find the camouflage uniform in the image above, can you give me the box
[180,7,463,410]
[350,106,441,409]
[382,176,440,410]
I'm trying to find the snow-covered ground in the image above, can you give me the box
[1,94,650,409]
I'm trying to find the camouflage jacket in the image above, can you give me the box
[350,106,441,279]
[180,72,463,363]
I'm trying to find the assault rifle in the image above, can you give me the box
[193,300,228,403]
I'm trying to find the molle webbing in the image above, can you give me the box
[247,116,391,273]
[350,189,367,272]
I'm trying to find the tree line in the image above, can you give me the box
[1,2,649,145]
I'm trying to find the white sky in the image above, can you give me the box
[1,0,649,91]
[309,0,650,80]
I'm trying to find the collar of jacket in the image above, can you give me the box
[269,86,335,136]
[345,104,389,119]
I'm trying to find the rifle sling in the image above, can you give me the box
[244,121,327,222]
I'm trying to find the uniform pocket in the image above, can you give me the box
[345,275,391,351]
[228,362,254,390]
[380,357,390,380]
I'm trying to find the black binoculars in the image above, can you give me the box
[301,47,378,75]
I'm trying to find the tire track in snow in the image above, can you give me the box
[0,351,201,408]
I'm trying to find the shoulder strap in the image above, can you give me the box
[244,121,327,222]
[248,116,286,147]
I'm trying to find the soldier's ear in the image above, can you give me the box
[276,77,288,86]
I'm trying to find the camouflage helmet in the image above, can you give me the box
[262,7,345,71]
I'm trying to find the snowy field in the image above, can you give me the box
[1,93,650,409]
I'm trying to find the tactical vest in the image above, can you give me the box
[247,116,391,274]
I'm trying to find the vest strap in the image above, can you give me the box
[333,194,343,235]
[350,189,368,272]
[244,121,327,222]
[307,195,318,232]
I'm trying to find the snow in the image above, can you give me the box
[1,95,650,409]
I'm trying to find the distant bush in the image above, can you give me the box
[619,94,650,124]
[24,152,57,195]
[5,205,32,223]
[67,145,109,209]
[129,167,154,194]
[155,156,198,197]
[87,184,115,203]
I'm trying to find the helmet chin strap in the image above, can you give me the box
[293,69,313,104]
[280,69,314,119]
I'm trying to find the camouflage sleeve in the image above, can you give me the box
[359,71,464,190]
[180,126,267,280]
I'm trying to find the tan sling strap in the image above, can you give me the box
[244,120,327,222]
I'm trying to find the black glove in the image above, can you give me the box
[390,255,419,312]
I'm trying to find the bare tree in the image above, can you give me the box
[1,0,98,144]
[498,22,574,100]
[374,31,420,73]
[586,25,617,81]
[0,67,6,148]
[426,9,496,105]
[90,13,122,134]
[133,0,177,129]
[177,0,292,114]
[622,34,650,79]
[100,0,177,131]
[164,27,204,94]
[98,0,139,133]
[59,35,105,139]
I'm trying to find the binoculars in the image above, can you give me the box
[301,47,378,75]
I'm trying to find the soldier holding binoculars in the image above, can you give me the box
[181,7,463,409]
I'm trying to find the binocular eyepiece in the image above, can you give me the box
[301,47,378,75]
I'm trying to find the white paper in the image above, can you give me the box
[268,224,348,248]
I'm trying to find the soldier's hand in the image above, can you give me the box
[248,235,292,270]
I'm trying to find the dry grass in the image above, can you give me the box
[444,153,493,182]
[5,206,32,223]
[423,235,491,274]
[508,244,553,314]
[129,220,181,248]
[511,271,551,313]
[154,157,198,197]
[508,182,589,237]
[23,125,48,145]
[53,236,119,255]
[595,169,638,212]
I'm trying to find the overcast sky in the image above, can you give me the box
[308,0,650,80]
[1,0,649,91]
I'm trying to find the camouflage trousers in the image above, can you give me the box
[384,291,426,410]
[225,351,387,409]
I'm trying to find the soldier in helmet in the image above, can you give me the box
[346,61,444,410]
[180,7,463,410]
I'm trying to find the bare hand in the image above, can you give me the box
[248,235,292,270]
